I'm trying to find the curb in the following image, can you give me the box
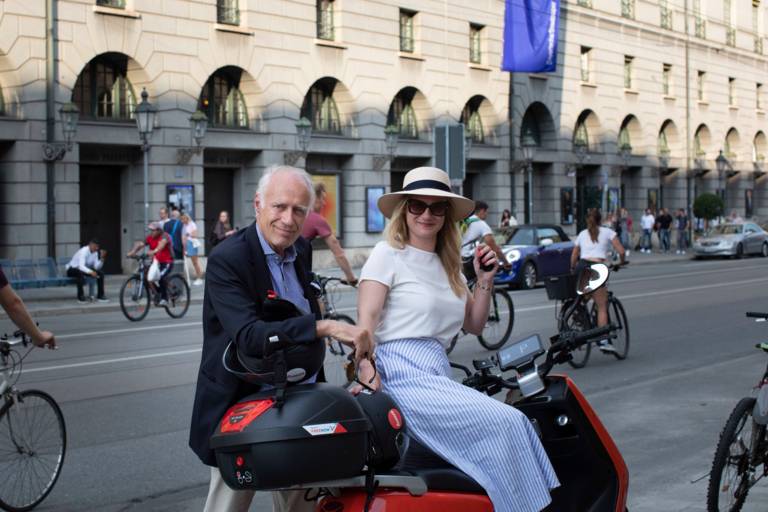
[1,298,204,320]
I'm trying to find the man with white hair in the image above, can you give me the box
[189,165,373,512]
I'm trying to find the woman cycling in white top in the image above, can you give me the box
[570,209,626,351]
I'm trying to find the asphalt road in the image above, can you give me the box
[4,256,768,511]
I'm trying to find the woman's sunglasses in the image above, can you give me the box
[407,199,450,217]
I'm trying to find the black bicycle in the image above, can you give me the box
[0,330,66,511]
[119,254,190,322]
[707,311,768,511]
[446,275,515,354]
[312,275,356,386]
[546,263,629,368]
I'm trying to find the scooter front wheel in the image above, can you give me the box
[707,397,762,512]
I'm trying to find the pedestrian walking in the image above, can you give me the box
[618,208,631,256]
[209,210,236,249]
[657,208,673,253]
[157,206,171,229]
[640,209,655,253]
[675,208,690,254]
[499,208,517,229]
[163,208,184,261]
[180,213,204,286]
[65,239,108,304]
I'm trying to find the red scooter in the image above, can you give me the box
[212,263,629,512]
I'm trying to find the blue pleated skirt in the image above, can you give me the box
[376,338,559,512]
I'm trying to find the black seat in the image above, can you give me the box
[396,438,485,494]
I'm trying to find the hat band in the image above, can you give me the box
[402,179,451,193]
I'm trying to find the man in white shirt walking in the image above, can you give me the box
[640,209,655,253]
[65,239,108,303]
[460,201,511,269]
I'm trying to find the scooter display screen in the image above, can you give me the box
[497,334,545,371]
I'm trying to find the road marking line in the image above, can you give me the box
[23,348,203,373]
[56,322,202,340]
[614,262,768,285]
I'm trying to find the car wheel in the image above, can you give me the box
[734,243,744,259]
[762,243,768,258]
[520,262,537,290]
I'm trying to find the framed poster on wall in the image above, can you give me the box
[560,187,574,225]
[647,188,659,212]
[366,187,386,233]
[166,184,195,219]
[310,174,342,237]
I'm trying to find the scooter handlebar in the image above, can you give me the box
[746,312,768,319]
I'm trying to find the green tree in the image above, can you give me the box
[693,193,724,226]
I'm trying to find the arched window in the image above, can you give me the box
[573,120,589,148]
[198,68,249,129]
[72,53,136,120]
[461,97,485,144]
[618,126,631,151]
[301,78,341,134]
[388,88,419,139]
[694,131,704,156]
[658,130,669,156]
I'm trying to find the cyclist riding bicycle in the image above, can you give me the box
[570,208,625,353]
[459,200,511,271]
[0,264,56,349]
[126,222,174,306]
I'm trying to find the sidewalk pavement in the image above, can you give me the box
[1,249,691,319]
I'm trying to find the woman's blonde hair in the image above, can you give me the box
[180,213,191,223]
[385,199,466,298]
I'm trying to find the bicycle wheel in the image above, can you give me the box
[323,314,355,387]
[164,274,191,319]
[478,289,514,350]
[0,390,66,512]
[707,397,762,512]
[445,334,459,354]
[119,276,150,322]
[609,298,630,360]
[561,301,592,369]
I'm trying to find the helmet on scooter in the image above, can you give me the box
[355,390,407,470]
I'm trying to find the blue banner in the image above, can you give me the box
[502,0,560,73]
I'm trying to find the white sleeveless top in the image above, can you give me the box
[360,241,467,348]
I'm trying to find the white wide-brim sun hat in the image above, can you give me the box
[377,167,475,222]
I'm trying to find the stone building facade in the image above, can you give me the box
[517,0,768,232]
[0,0,510,271]
[2,0,767,272]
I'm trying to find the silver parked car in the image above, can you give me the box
[692,222,768,258]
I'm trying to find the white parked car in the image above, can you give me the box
[692,223,768,259]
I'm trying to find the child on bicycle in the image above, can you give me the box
[570,209,626,352]
[126,222,174,306]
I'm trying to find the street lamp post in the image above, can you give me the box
[716,149,728,213]
[42,102,80,161]
[285,117,313,166]
[176,110,209,164]
[373,124,400,171]
[135,88,157,233]
[521,133,537,224]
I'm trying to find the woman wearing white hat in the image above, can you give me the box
[355,167,558,511]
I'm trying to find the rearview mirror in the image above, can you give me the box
[576,263,610,295]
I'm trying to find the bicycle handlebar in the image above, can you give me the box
[746,312,768,319]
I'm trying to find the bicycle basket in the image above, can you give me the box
[544,274,578,301]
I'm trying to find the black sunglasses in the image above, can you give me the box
[407,199,450,217]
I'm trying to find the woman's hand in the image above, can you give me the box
[349,358,381,395]
[473,243,498,284]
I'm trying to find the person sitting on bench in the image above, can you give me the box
[65,239,108,304]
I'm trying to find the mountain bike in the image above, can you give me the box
[312,274,356,386]
[546,263,629,368]
[446,276,515,354]
[0,330,66,511]
[119,254,190,322]
[707,311,768,512]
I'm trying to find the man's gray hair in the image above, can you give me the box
[256,165,315,209]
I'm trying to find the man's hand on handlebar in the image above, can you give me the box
[317,320,373,364]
